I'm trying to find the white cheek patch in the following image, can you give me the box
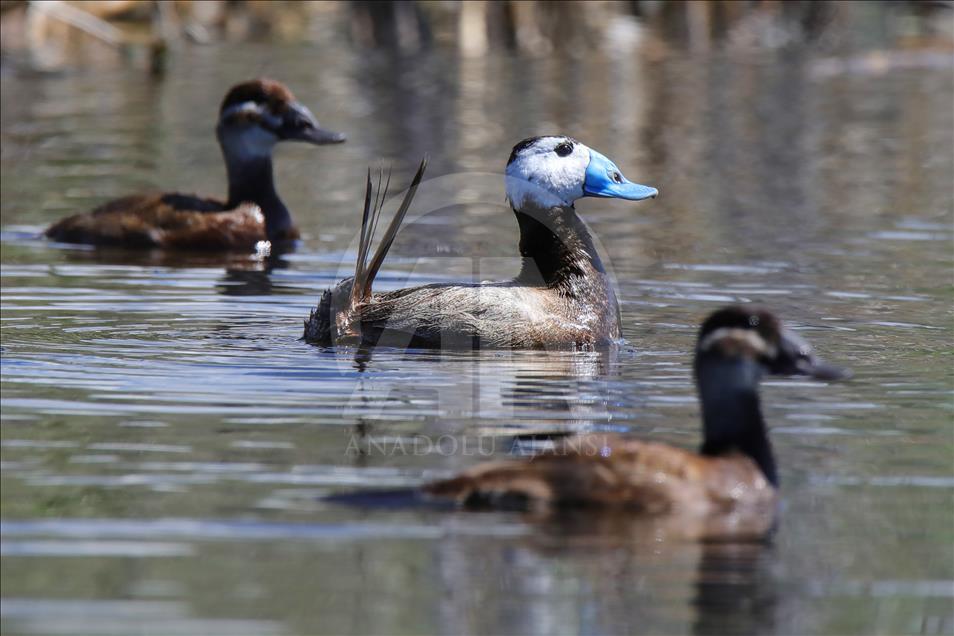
[505,176,571,209]
[220,100,283,131]
[698,328,776,357]
[505,144,589,209]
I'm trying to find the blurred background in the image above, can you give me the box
[1,1,952,71]
[1,2,953,636]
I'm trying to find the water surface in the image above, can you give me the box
[1,38,953,636]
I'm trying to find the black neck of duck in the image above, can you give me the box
[512,202,606,288]
[696,355,777,486]
[224,155,292,239]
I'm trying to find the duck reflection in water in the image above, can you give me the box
[341,348,623,467]
[423,511,780,636]
[215,248,296,297]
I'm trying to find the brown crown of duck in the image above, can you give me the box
[221,78,296,115]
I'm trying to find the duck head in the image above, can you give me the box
[216,78,345,162]
[695,306,850,383]
[694,306,849,486]
[505,136,658,209]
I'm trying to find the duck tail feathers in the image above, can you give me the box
[349,157,428,309]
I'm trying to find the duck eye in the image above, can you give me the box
[554,142,573,157]
[612,171,623,184]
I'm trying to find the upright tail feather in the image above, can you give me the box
[349,157,428,310]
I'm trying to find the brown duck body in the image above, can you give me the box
[44,78,343,252]
[44,193,296,250]
[424,434,775,514]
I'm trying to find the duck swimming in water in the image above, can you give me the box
[327,307,848,516]
[304,136,657,349]
[45,78,345,251]
[418,306,849,513]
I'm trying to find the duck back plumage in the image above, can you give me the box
[44,193,278,250]
[423,434,774,513]
[308,278,618,349]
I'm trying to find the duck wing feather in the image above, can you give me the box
[45,193,267,250]
[423,434,774,513]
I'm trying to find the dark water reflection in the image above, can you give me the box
[2,31,953,636]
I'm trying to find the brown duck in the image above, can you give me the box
[424,306,849,513]
[45,78,344,251]
[328,306,849,517]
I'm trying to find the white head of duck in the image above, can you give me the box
[504,136,658,210]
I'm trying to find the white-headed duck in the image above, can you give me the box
[304,135,656,348]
